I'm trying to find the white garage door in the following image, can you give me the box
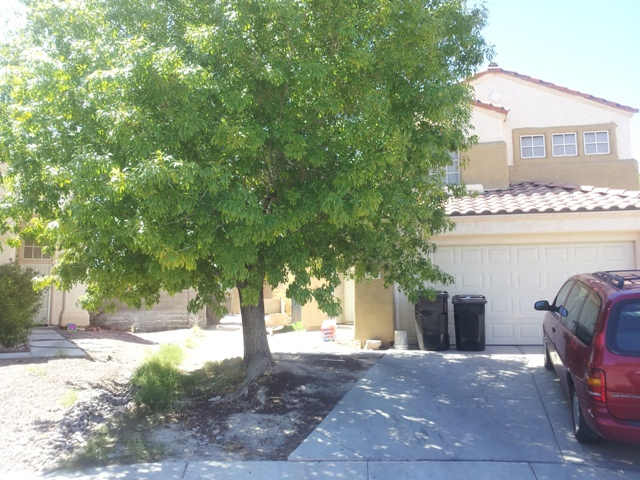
[397,241,636,346]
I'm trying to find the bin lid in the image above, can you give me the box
[415,291,449,310]
[416,291,449,301]
[452,294,487,304]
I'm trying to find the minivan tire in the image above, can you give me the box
[571,388,601,444]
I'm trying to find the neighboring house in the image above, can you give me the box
[0,239,91,328]
[0,232,290,331]
[302,64,640,347]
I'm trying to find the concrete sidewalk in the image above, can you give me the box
[0,327,86,360]
[9,347,640,479]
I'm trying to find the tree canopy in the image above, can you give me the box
[0,0,490,377]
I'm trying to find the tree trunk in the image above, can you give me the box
[236,284,273,391]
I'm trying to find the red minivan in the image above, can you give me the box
[535,271,640,444]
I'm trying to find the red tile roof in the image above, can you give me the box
[474,99,509,116]
[446,182,640,216]
[472,68,639,114]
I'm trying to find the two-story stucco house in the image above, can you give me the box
[301,64,640,348]
[5,65,639,340]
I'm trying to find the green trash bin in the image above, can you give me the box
[452,295,487,351]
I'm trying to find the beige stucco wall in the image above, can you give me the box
[462,142,510,189]
[507,123,638,189]
[510,158,638,190]
[0,239,15,264]
[222,284,291,317]
[298,275,357,330]
[353,275,395,346]
[225,288,241,314]
[59,284,91,327]
[299,278,333,331]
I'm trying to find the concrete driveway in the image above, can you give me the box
[18,341,640,479]
[290,346,640,478]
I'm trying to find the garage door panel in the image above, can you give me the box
[519,323,542,343]
[489,297,514,314]
[545,271,572,291]
[460,272,483,288]
[460,248,483,264]
[574,245,598,261]
[488,272,512,288]
[397,241,636,346]
[543,246,570,262]
[515,247,539,263]
[488,322,515,342]
[516,272,540,289]
[602,244,629,261]
[488,247,511,263]
[516,295,544,316]
[434,248,456,264]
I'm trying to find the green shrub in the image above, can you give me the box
[131,344,185,413]
[0,262,42,348]
[182,357,247,399]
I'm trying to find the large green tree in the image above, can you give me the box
[0,0,490,382]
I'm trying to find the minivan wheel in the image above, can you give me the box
[571,388,600,444]
[543,336,553,371]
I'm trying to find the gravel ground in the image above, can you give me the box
[0,318,376,475]
[0,330,153,474]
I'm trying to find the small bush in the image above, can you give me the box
[131,344,185,413]
[0,262,42,348]
[279,321,304,333]
[182,357,247,399]
[58,426,115,469]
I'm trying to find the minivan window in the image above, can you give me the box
[554,281,574,308]
[575,290,601,345]
[562,282,590,333]
[607,300,640,357]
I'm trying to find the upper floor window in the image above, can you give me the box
[552,133,577,157]
[520,135,545,158]
[445,152,460,185]
[584,131,610,155]
[22,240,52,261]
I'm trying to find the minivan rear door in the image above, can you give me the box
[605,299,640,421]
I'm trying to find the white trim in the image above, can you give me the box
[446,152,460,185]
[22,239,52,261]
[520,134,546,158]
[583,130,610,155]
[551,132,578,157]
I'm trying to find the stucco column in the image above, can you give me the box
[353,275,395,346]
[59,284,90,327]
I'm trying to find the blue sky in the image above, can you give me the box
[2,0,639,156]
[479,0,640,157]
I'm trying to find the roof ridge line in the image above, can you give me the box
[471,68,639,114]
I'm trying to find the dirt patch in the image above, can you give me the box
[154,352,380,461]
[0,323,381,473]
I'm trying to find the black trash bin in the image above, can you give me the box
[415,291,449,351]
[452,295,487,351]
